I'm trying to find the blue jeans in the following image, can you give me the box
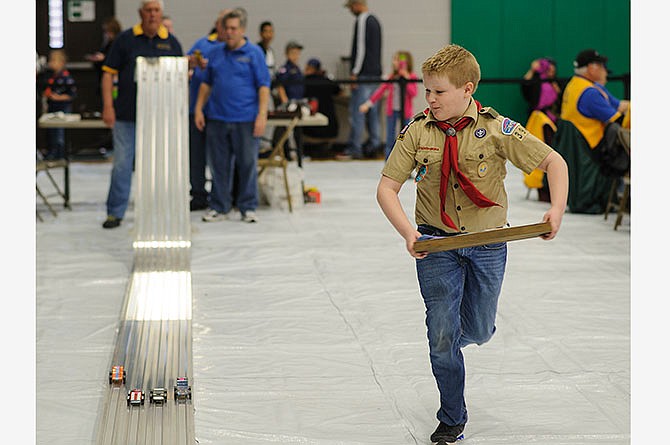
[106,120,136,219]
[385,111,409,160]
[415,225,507,426]
[347,76,380,157]
[189,114,209,206]
[206,120,259,214]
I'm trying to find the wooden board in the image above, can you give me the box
[413,222,552,253]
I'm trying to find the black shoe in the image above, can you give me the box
[102,216,122,229]
[190,200,209,211]
[430,422,465,444]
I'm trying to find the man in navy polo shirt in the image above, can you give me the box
[193,8,271,224]
[100,0,183,229]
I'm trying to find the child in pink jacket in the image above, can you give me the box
[360,50,418,159]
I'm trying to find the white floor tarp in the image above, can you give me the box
[36,160,630,444]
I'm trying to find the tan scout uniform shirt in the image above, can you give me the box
[382,99,554,234]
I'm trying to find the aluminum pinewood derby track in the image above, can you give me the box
[94,56,196,445]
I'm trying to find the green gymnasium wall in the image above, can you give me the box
[451,0,630,123]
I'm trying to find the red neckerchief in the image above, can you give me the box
[434,100,500,230]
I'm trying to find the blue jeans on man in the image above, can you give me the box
[415,226,507,427]
[189,114,209,208]
[206,120,259,214]
[347,76,381,158]
[106,120,136,219]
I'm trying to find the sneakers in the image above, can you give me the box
[102,216,122,229]
[201,209,258,223]
[241,210,258,223]
[430,422,464,444]
[202,209,230,222]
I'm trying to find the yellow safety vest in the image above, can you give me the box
[523,110,556,189]
[561,76,619,149]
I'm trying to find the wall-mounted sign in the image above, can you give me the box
[68,0,95,22]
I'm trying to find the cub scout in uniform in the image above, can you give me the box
[376,44,568,444]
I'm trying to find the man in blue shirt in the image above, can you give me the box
[186,9,230,211]
[100,0,183,229]
[561,49,630,149]
[193,8,271,223]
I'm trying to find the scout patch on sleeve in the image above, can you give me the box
[501,117,518,135]
[397,121,411,140]
[512,124,528,141]
[398,112,426,140]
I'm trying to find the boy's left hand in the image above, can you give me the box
[541,207,564,240]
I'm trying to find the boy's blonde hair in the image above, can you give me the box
[422,44,481,93]
[49,49,67,63]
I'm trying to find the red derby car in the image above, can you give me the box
[127,389,145,406]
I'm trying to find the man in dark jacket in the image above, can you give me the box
[340,0,382,160]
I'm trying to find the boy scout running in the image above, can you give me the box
[376,44,569,444]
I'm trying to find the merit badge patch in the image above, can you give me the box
[501,117,518,135]
[478,162,488,177]
[415,164,427,183]
[474,128,487,138]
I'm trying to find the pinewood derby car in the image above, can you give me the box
[127,389,145,406]
[109,365,126,385]
[174,377,192,401]
[150,387,167,404]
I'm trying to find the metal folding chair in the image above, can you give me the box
[36,151,69,221]
[258,114,300,212]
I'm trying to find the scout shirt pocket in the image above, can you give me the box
[462,144,499,183]
[413,148,443,187]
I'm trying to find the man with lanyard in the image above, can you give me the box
[100,0,183,229]
[186,9,231,211]
[340,0,382,160]
[193,8,271,224]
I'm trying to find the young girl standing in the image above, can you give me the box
[359,50,418,159]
